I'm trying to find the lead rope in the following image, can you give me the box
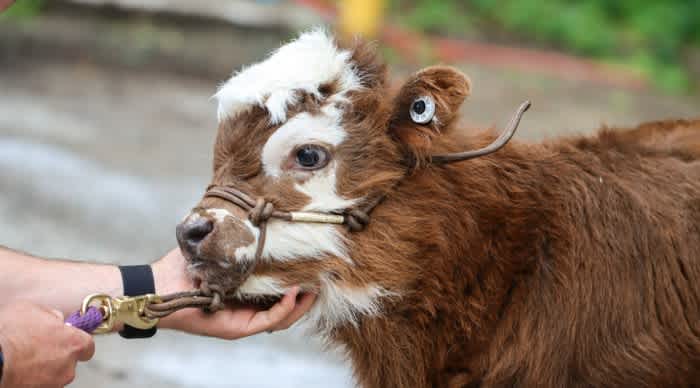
[144,287,224,319]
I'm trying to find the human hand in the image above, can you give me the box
[0,302,95,388]
[151,248,316,339]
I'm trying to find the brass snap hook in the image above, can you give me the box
[81,293,162,334]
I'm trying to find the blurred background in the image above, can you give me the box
[0,0,698,387]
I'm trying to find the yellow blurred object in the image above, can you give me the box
[338,0,386,39]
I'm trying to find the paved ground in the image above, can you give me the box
[1,22,698,388]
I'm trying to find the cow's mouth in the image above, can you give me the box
[189,260,286,311]
[188,256,253,288]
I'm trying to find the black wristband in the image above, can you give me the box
[118,265,157,339]
[0,350,4,383]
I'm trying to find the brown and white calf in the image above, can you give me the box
[176,30,700,387]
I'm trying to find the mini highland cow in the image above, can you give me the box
[176,30,700,387]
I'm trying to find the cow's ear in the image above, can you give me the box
[389,66,470,163]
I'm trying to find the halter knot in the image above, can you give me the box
[345,209,371,232]
[200,282,226,312]
[250,198,274,226]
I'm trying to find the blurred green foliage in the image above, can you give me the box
[1,0,46,19]
[390,0,700,92]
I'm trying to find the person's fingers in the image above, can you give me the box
[245,287,299,334]
[75,333,96,362]
[273,291,317,331]
[65,326,96,362]
[159,287,313,339]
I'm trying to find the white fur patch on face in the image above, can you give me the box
[206,208,234,223]
[234,219,351,263]
[260,102,358,212]
[261,112,346,178]
[215,28,361,124]
[254,107,358,265]
[295,163,358,212]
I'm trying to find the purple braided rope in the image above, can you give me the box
[65,307,103,334]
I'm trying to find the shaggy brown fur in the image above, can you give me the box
[184,38,700,387]
[329,120,700,387]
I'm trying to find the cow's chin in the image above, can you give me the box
[187,259,286,310]
[187,258,253,295]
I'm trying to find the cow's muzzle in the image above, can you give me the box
[176,216,214,259]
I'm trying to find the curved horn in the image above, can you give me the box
[430,100,531,165]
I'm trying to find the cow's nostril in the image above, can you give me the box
[183,218,214,243]
[176,217,214,257]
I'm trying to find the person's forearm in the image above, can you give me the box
[0,246,122,316]
[0,246,317,339]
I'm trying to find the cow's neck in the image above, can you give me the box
[334,147,548,388]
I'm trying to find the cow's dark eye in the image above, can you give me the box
[294,145,330,170]
[410,96,436,124]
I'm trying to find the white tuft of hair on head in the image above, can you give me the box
[214,27,362,124]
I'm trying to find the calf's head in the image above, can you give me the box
[176,30,470,327]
